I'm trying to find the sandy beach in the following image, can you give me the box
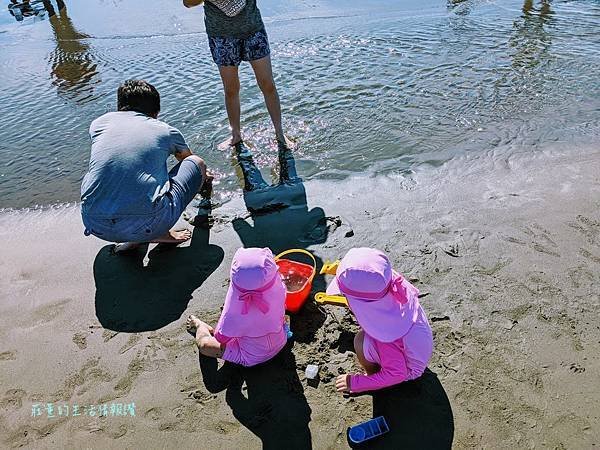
[1,142,599,449]
[1,0,599,447]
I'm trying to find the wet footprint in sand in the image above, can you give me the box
[504,224,560,257]
[102,330,119,342]
[568,363,585,374]
[144,407,163,421]
[72,333,87,350]
[579,248,600,264]
[0,350,17,361]
[568,215,600,245]
[0,389,27,409]
[187,389,216,404]
[119,334,142,354]
[28,298,72,326]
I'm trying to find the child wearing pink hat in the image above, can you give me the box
[186,247,288,367]
[327,247,434,394]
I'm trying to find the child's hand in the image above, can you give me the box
[335,374,351,393]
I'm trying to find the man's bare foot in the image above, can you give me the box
[114,242,142,254]
[151,229,192,244]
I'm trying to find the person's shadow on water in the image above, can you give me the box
[93,222,224,332]
[229,142,335,342]
[349,368,454,449]
[199,342,312,450]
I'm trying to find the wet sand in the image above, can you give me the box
[1,143,599,448]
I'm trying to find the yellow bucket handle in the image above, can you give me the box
[275,249,317,282]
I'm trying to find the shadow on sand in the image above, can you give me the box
[199,342,312,450]
[349,368,454,449]
[192,143,325,448]
[93,221,224,332]
[229,142,335,343]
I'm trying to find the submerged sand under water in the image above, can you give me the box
[0,142,599,448]
[0,0,599,209]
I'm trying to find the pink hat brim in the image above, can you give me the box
[326,272,419,342]
[216,276,286,339]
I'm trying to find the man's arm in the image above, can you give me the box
[183,0,203,8]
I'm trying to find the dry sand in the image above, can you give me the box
[1,143,599,449]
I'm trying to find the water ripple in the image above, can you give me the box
[0,0,598,208]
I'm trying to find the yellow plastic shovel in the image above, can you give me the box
[314,292,348,307]
[314,259,348,307]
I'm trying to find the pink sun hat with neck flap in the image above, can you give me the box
[326,247,420,343]
[215,247,286,339]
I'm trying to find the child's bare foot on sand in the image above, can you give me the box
[151,229,192,244]
[186,315,224,358]
[186,314,213,339]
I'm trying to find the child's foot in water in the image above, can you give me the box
[231,131,242,146]
[277,136,296,151]
[218,133,243,150]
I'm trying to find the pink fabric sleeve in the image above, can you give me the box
[349,341,409,393]
[213,330,231,345]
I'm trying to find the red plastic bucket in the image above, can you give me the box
[275,249,316,313]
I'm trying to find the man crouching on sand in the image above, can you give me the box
[81,79,211,252]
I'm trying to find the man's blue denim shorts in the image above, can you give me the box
[208,28,270,67]
[82,158,203,243]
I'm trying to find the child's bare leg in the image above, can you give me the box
[186,315,224,358]
[218,65,242,146]
[249,56,288,145]
[354,330,380,375]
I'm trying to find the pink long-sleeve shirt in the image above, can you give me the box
[349,306,433,393]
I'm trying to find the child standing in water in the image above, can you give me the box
[187,247,288,366]
[327,248,434,394]
[183,0,291,149]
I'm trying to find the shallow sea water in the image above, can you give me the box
[0,0,598,209]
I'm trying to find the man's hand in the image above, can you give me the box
[183,0,203,8]
[174,148,193,162]
[335,374,351,393]
[200,172,214,199]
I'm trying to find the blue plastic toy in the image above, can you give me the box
[348,416,389,444]
[283,322,293,340]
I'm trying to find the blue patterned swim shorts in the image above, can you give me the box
[208,28,270,67]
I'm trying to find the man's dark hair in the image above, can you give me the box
[117,79,160,117]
